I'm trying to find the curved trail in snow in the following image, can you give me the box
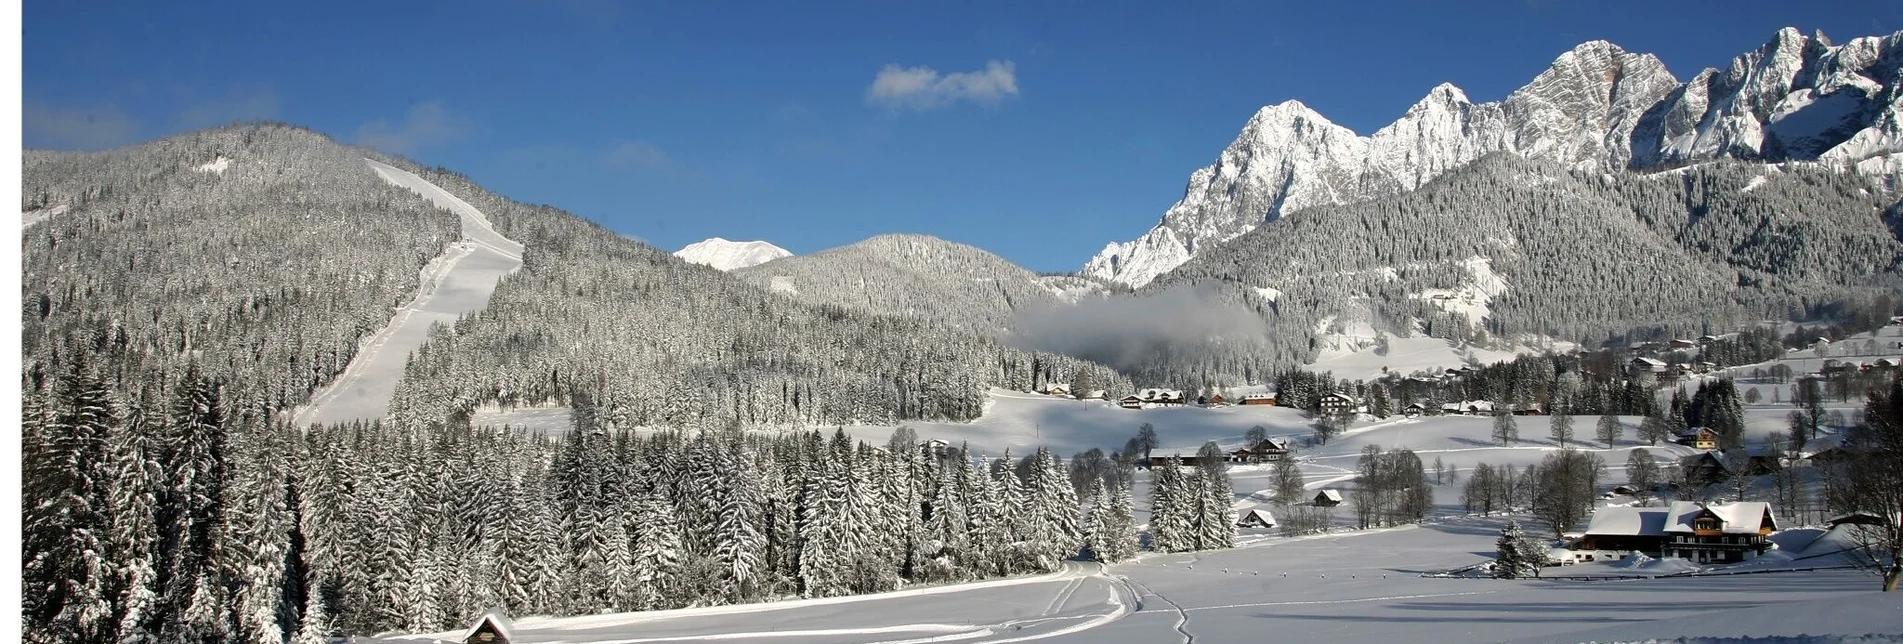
[291,159,524,427]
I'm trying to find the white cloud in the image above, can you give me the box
[865,60,1019,111]
[354,100,469,155]
[24,102,139,150]
[601,141,671,171]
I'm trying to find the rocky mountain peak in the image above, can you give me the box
[1082,27,1903,288]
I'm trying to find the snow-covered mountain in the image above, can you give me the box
[1086,28,1903,287]
[674,237,791,271]
[734,233,1073,337]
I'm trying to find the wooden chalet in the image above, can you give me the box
[1572,501,1779,563]
[1240,393,1278,406]
[1313,489,1344,507]
[1118,395,1144,410]
[1237,507,1278,529]
[1511,403,1545,416]
[462,609,516,644]
[1403,402,1428,417]
[1040,382,1071,397]
[1669,339,1698,350]
[1207,394,1227,405]
[1681,449,1780,485]
[1630,357,1668,374]
[1673,427,1719,450]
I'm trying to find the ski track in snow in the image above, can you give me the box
[291,159,524,427]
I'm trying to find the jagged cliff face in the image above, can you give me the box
[1086,28,1903,288]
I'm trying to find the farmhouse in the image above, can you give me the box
[1681,449,1781,485]
[1571,501,1779,564]
[1039,382,1070,397]
[1404,402,1428,417]
[1313,489,1344,507]
[1237,507,1277,529]
[1118,395,1144,410]
[1233,438,1290,464]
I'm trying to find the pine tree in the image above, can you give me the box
[1026,448,1080,569]
[1193,443,1236,550]
[107,390,167,643]
[23,362,117,643]
[1494,519,1542,579]
[1096,481,1139,562]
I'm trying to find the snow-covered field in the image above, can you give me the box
[373,518,1901,644]
[291,160,525,427]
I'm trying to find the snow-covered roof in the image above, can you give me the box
[1632,357,1667,367]
[1316,489,1344,502]
[461,608,516,642]
[1239,507,1277,527]
[1664,501,1776,535]
[1242,393,1276,400]
[1041,382,1070,393]
[1139,388,1182,400]
[1580,505,1669,537]
[1582,502,1776,537]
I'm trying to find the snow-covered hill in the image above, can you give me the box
[674,236,791,271]
[734,233,1069,337]
[1087,27,1903,287]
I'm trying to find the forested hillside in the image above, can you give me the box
[370,161,1129,429]
[1133,155,1902,384]
[21,124,461,410]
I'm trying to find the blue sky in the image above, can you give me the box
[24,1,1903,272]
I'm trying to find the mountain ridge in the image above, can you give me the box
[1086,27,1903,288]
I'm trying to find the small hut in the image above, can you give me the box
[1237,507,1278,528]
[462,609,515,644]
[1313,489,1344,507]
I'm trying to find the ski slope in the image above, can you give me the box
[291,160,525,427]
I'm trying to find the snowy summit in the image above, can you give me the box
[674,237,792,271]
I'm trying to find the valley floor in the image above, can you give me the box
[375,517,1902,644]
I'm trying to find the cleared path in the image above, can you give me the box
[292,160,523,427]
